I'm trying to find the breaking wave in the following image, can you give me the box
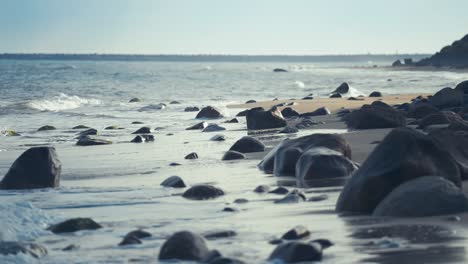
[25,93,101,112]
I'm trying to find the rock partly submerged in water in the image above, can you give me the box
[132,127,151,134]
[196,106,224,119]
[336,128,462,214]
[183,185,225,200]
[246,107,287,130]
[373,176,468,217]
[0,241,48,259]
[222,150,246,161]
[268,241,323,263]
[281,225,311,240]
[119,229,152,246]
[160,175,186,188]
[202,124,226,132]
[332,82,350,95]
[131,135,154,143]
[37,125,56,131]
[186,121,208,130]
[158,231,216,262]
[210,134,226,141]
[0,147,61,190]
[229,136,265,153]
[48,218,102,234]
[185,152,199,160]
[76,137,112,146]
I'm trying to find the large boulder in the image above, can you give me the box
[373,176,468,217]
[265,134,352,177]
[336,128,462,214]
[295,147,357,188]
[345,101,406,129]
[246,107,287,130]
[407,103,439,119]
[183,185,225,200]
[48,218,102,233]
[455,80,468,94]
[332,82,350,94]
[0,147,61,189]
[428,87,463,109]
[161,176,186,188]
[430,129,468,180]
[229,136,265,153]
[158,231,215,261]
[196,106,224,119]
[281,107,300,118]
[222,151,246,161]
[76,137,112,146]
[418,111,468,130]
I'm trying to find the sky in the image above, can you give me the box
[1,0,468,55]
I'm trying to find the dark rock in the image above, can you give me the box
[302,96,314,100]
[132,127,151,134]
[131,121,144,124]
[225,118,239,123]
[301,107,331,117]
[348,97,364,101]
[78,128,97,136]
[104,125,120,130]
[308,194,329,202]
[222,207,239,212]
[185,152,199,160]
[204,230,237,240]
[268,241,322,263]
[245,100,256,104]
[131,135,154,143]
[77,137,112,146]
[455,80,468,94]
[407,103,439,119]
[37,125,56,131]
[72,125,90,129]
[236,109,249,117]
[332,82,350,94]
[196,106,224,119]
[344,102,406,129]
[186,121,208,130]
[418,111,467,129]
[392,60,403,67]
[415,34,468,68]
[369,91,382,97]
[430,129,468,180]
[273,68,288,72]
[161,176,186,188]
[246,107,287,130]
[310,239,334,249]
[125,229,152,239]
[258,140,288,174]
[296,147,357,188]
[253,185,270,193]
[185,106,200,112]
[210,134,226,141]
[279,126,299,134]
[330,93,342,98]
[48,218,102,234]
[170,101,181,104]
[229,136,265,153]
[336,128,462,214]
[404,58,414,65]
[0,147,61,189]
[0,242,47,258]
[183,185,225,200]
[169,162,181,166]
[275,190,306,204]
[62,244,79,251]
[234,198,249,204]
[222,150,246,161]
[158,231,214,261]
[202,124,226,132]
[129,98,141,103]
[428,87,463,109]
[269,187,289,195]
[373,176,468,217]
[281,107,300,118]
[208,257,246,264]
[281,225,310,240]
[119,236,142,246]
[274,147,303,176]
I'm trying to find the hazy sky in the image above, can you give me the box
[1,0,467,55]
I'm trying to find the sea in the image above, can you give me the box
[1,56,468,263]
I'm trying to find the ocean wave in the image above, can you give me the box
[25,93,101,112]
[294,81,305,88]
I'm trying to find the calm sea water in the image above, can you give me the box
[1,59,468,263]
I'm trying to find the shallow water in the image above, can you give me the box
[1,60,468,263]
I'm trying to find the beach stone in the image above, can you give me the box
[185,152,199,160]
[301,107,331,117]
[131,135,154,143]
[160,176,186,188]
[246,107,287,130]
[234,198,249,204]
[72,125,90,129]
[208,257,246,264]
[196,106,224,119]
[345,101,406,129]
[37,125,56,131]
[268,134,352,177]
[279,126,299,134]
[311,239,334,249]
[373,176,468,217]
[407,103,439,119]
[455,80,468,94]
[236,109,249,117]
[210,134,226,141]
[104,125,121,130]
[225,118,239,123]
[245,99,256,104]
[273,68,288,72]
[429,87,463,109]
[369,91,382,97]
[170,100,181,104]
[253,185,270,193]
[185,106,200,112]
[183,185,225,200]
[222,207,239,212]
[129,98,141,103]
[268,241,322,263]
[269,186,289,195]
[222,150,246,161]
[204,230,237,240]
[119,236,142,246]
[229,136,265,153]
[418,111,468,130]
[281,225,311,240]
[158,231,214,261]
[332,82,350,94]
[430,129,468,180]
[302,96,314,100]
[77,137,112,146]
[169,162,181,166]
[202,124,226,132]
[186,121,208,130]
[296,147,357,188]
[0,147,61,190]
[132,127,151,134]
[275,190,306,204]
[281,107,300,118]
[330,93,342,98]
[336,128,462,214]
[125,229,152,239]
[62,244,79,251]
[78,128,97,136]
[0,242,47,259]
[48,218,102,234]
[131,121,144,124]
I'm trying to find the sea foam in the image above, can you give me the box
[26,93,101,112]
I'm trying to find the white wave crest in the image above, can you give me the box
[294,81,305,88]
[26,93,101,112]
